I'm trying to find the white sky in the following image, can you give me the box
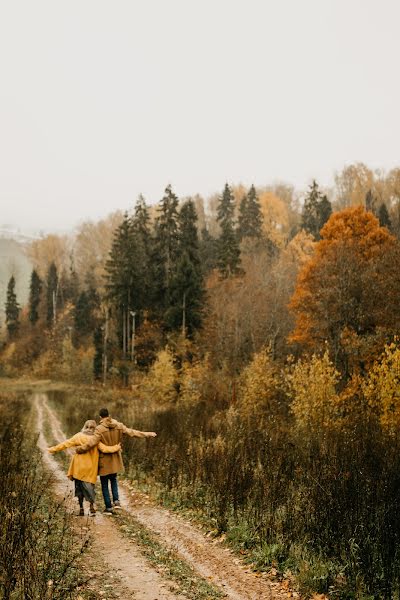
[0,0,399,233]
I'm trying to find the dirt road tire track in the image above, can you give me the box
[38,392,290,600]
[35,393,179,600]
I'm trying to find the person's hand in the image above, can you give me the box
[47,448,55,454]
[146,432,157,438]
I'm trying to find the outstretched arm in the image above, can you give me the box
[120,423,157,438]
[48,434,81,453]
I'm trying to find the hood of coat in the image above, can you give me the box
[100,416,118,429]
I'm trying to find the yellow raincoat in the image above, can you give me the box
[48,433,120,484]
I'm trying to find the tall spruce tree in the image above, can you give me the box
[199,227,218,273]
[73,291,92,342]
[46,262,59,328]
[29,269,42,325]
[365,189,376,213]
[378,202,392,230]
[132,194,154,309]
[106,213,134,355]
[93,326,103,380]
[217,183,241,277]
[152,185,180,312]
[166,200,205,334]
[237,185,263,240]
[301,180,332,240]
[5,276,20,339]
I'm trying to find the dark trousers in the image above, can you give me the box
[100,473,119,509]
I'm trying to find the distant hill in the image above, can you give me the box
[0,238,32,326]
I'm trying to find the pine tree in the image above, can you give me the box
[365,189,376,213]
[5,276,20,339]
[199,227,218,273]
[153,185,180,311]
[46,262,59,328]
[29,269,42,326]
[166,200,205,334]
[217,183,241,277]
[378,203,392,230]
[73,291,93,341]
[237,185,262,240]
[301,180,332,240]
[62,256,80,304]
[132,194,154,308]
[105,213,134,355]
[93,326,103,380]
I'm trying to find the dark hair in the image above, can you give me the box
[99,408,109,418]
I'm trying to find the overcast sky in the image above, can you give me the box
[0,0,399,234]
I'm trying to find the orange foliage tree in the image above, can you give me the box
[289,206,400,375]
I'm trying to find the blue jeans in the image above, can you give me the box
[100,473,119,509]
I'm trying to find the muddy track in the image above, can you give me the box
[35,393,179,600]
[38,392,290,600]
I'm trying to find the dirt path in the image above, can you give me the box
[35,393,179,600]
[38,392,291,600]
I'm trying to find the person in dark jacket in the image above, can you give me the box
[76,408,156,514]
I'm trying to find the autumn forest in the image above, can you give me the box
[3,162,400,598]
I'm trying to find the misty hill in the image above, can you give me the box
[0,238,32,326]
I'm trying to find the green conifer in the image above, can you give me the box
[378,203,392,230]
[93,326,103,380]
[301,180,332,240]
[46,262,59,328]
[5,276,20,339]
[29,269,42,326]
[237,185,262,240]
[217,184,241,277]
[153,185,180,310]
[166,200,205,334]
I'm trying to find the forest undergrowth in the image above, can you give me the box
[0,390,89,600]
[49,371,400,600]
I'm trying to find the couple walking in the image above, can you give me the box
[48,407,157,515]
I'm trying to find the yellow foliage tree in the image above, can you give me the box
[145,347,177,405]
[258,191,290,247]
[179,357,210,405]
[286,351,340,429]
[238,347,282,419]
[363,341,400,430]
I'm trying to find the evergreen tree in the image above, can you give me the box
[28,269,42,326]
[365,189,376,213]
[5,276,20,339]
[46,262,59,328]
[132,194,154,308]
[153,185,180,311]
[73,291,93,341]
[199,227,218,273]
[93,326,103,380]
[105,213,134,354]
[301,180,332,240]
[378,202,392,230]
[166,200,205,334]
[62,256,80,304]
[217,184,241,277]
[237,185,263,240]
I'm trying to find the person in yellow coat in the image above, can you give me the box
[48,419,121,516]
